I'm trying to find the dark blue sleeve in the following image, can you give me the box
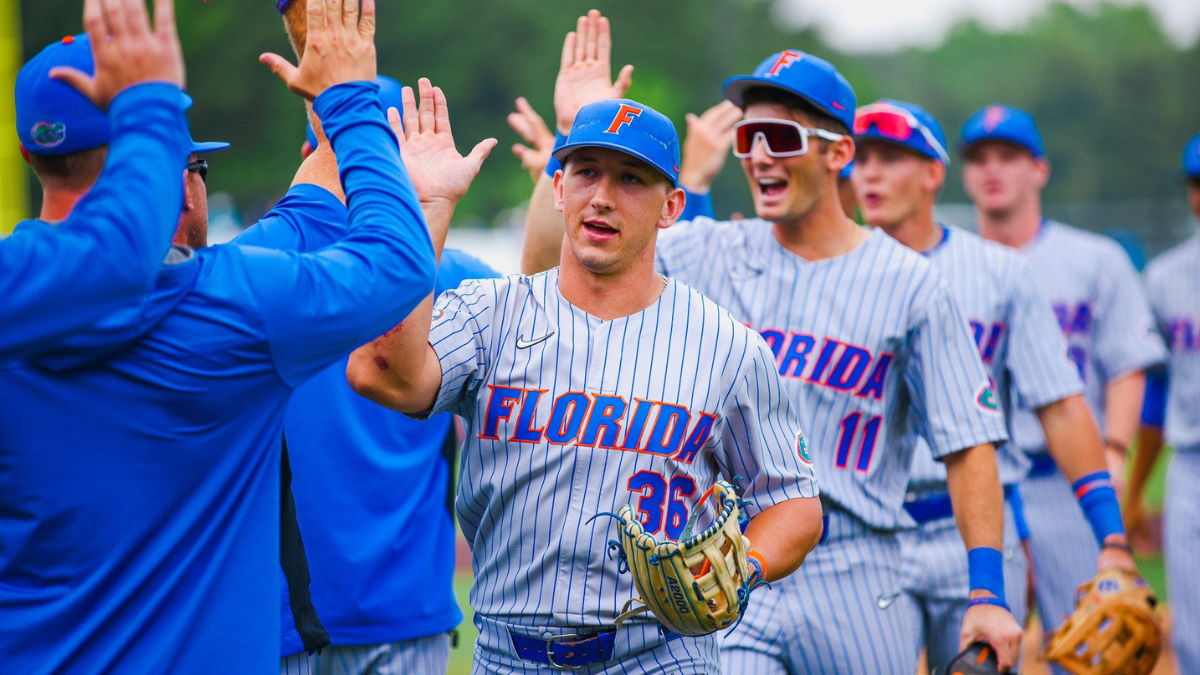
[0,83,189,359]
[436,249,500,296]
[240,81,436,388]
[231,184,346,253]
[678,189,716,222]
[1141,367,1168,428]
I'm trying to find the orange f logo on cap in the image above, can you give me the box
[767,50,803,77]
[605,105,643,134]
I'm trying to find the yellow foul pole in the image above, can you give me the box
[0,0,26,234]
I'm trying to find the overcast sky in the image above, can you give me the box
[775,0,1200,53]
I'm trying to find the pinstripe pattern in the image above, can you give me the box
[311,635,452,675]
[1008,221,1167,639]
[1143,233,1200,673]
[907,226,1080,490]
[1009,221,1166,451]
[899,502,1027,674]
[471,631,720,674]
[281,651,317,675]
[657,218,1004,672]
[423,268,816,643]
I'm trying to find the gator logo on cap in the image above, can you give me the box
[982,106,1009,133]
[767,50,803,77]
[32,122,66,148]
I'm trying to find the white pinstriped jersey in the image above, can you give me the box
[656,220,1006,529]
[907,226,1082,491]
[1009,221,1167,452]
[1144,233,1200,452]
[423,268,817,625]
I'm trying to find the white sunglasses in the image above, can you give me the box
[732,119,845,159]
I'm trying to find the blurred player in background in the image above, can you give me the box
[243,66,502,674]
[1127,132,1200,674]
[520,15,1024,671]
[960,105,1168,643]
[349,87,822,673]
[2,0,188,359]
[0,1,440,671]
[851,98,1138,672]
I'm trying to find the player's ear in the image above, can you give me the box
[827,135,855,175]
[1033,157,1051,190]
[553,169,566,214]
[658,187,687,230]
[925,159,946,194]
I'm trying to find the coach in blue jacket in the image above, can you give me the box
[0,1,457,673]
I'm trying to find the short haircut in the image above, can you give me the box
[282,0,307,59]
[741,86,851,137]
[28,145,108,191]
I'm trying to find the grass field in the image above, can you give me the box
[442,448,1175,674]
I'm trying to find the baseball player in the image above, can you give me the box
[347,94,823,674]
[238,76,502,675]
[1126,132,1200,674]
[851,98,1139,673]
[0,3,445,672]
[519,17,1023,672]
[960,105,1168,640]
[2,0,189,359]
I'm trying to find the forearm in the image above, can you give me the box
[521,173,565,275]
[1104,370,1146,450]
[742,497,823,581]
[347,295,440,412]
[0,83,189,357]
[945,444,1005,553]
[1038,394,1106,483]
[1128,425,1164,504]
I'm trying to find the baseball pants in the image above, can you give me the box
[721,507,921,674]
[898,501,1027,674]
[1165,449,1200,674]
[282,635,451,675]
[471,616,720,674]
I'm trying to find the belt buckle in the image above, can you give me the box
[545,633,585,670]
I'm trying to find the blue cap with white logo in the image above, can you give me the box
[961,104,1045,158]
[853,99,950,164]
[307,75,404,149]
[1182,133,1200,177]
[722,50,856,131]
[552,99,680,186]
[17,35,227,157]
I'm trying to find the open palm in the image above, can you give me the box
[553,10,634,134]
[395,78,495,207]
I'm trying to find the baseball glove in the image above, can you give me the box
[1044,569,1161,675]
[602,481,759,637]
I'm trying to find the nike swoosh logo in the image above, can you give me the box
[728,269,763,280]
[516,332,555,349]
[876,592,902,609]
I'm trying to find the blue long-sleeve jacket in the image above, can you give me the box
[1,83,189,359]
[0,81,435,675]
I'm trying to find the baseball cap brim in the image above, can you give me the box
[553,140,678,186]
[190,141,230,154]
[722,76,851,125]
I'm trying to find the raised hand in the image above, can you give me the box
[260,0,376,101]
[507,97,555,183]
[553,9,634,134]
[680,101,742,193]
[394,78,497,209]
[50,0,185,110]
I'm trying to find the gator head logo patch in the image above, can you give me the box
[31,122,66,148]
[796,434,813,464]
[431,307,444,321]
[975,382,1000,414]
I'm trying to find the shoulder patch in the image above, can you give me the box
[975,381,1001,414]
[796,433,813,464]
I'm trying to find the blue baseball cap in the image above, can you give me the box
[552,99,680,187]
[275,0,290,12]
[17,35,227,157]
[1182,133,1200,177]
[722,50,856,131]
[853,99,950,164]
[839,161,854,180]
[306,75,404,149]
[16,35,110,156]
[961,104,1045,158]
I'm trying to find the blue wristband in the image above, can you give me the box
[1073,471,1125,544]
[967,547,1005,603]
[544,131,568,179]
[967,594,1010,611]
